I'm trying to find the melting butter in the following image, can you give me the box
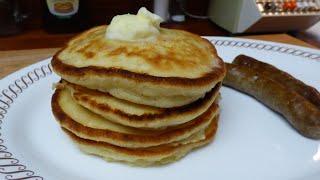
[105,7,163,41]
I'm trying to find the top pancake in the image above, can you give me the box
[52,25,226,107]
[56,25,223,78]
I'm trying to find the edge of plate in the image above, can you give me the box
[203,36,320,62]
[0,58,52,180]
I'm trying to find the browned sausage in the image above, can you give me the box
[233,54,320,108]
[223,63,320,139]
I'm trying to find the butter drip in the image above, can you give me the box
[105,7,163,41]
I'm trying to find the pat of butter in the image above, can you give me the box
[105,7,163,41]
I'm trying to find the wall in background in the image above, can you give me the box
[20,0,209,30]
[21,0,152,29]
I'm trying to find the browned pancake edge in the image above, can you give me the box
[62,115,218,157]
[66,80,221,123]
[51,89,219,148]
[51,26,226,88]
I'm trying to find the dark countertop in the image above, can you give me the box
[0,19,319,50]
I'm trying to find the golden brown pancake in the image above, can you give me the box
[51,88,220,148]
[62,80,221,129]
[63,114,218,166]
[51,25,226,108]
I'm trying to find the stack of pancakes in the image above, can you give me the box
[51,26,226,166]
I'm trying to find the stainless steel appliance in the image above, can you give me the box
[208,0,320,33]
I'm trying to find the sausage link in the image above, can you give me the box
[223,63,320,139]
[233,55,320,108]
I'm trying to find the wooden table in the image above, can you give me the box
[0,33,317,79]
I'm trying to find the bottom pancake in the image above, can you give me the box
[63,115,218,166]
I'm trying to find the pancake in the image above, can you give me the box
[51,25,226,108]
[63,114,218,166]
[62,80,221,129]
[105,88,202,109]
[51,88,219,148]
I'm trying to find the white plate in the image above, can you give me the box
[0,37,319,180]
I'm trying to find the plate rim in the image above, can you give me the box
[0,37,319,180]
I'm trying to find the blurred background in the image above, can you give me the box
[0,0,319,50]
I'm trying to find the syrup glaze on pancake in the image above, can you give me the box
[51,89,219,148]
[62,115,218,166]
[63,80,221,129]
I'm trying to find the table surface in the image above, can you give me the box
[0,33,318,79]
